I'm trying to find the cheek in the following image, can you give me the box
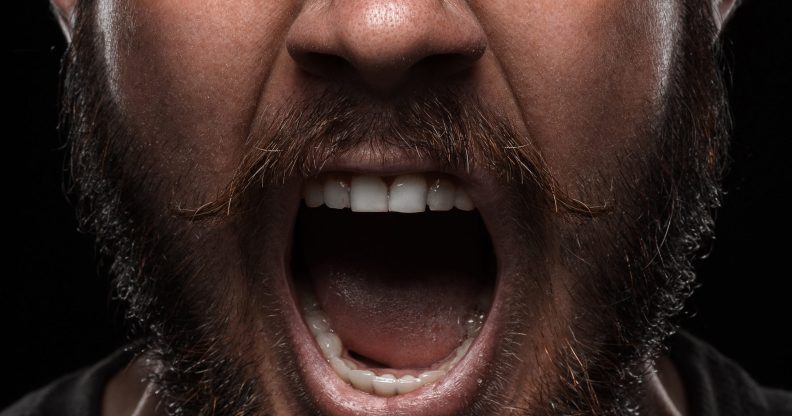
[99,0,295,195]
[479,0,679,184]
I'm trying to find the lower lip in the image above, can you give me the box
[278,273,505,416]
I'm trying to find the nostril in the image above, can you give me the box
[285,1,488,92]
[293,51,357,82]
[411,52,484,79]
[292,51,484,92]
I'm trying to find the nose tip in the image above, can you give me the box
[287,0,487,91]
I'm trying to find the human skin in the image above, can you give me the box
[51,0,736,415]
[49,0,734,203]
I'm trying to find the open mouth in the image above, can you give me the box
[278,166,508,414]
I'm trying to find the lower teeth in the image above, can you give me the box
[301,294,484,397]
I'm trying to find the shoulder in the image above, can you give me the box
[1,346,137,416]
[667,331,792,416]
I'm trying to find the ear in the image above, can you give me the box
[713,0,741,33]
[51,0,78,42]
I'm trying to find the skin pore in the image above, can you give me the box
[52,0,736,415]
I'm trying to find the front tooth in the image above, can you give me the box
[305,311,330,336]
[439,343,467,371]
[350,175,388,212]
[396,375,422,394]
[427,177,456,211]
[454,188,475,211]
[323,175,350,209]
[304,179,324,208]
[348,370,375,393]
[418,370,443,386]
[316,332,342,359]
[342,358,358,370]
[452,339,471,365]
[439,343,466,371]
[388,174,427,213]
[372,374,398,396]
[329,357,352,382]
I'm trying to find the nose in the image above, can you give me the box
[286,0,487,91]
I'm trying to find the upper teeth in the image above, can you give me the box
[302,173,475,213]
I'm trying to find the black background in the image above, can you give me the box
[4,0,791,409]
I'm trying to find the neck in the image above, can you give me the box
[643,355,689,416]
[102,357,158,416]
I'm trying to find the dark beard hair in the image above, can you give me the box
[60,0,728,414]
[532,4,730,414]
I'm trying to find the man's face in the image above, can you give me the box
[62,0,727,414]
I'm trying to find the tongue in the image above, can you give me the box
[297,208,492,369]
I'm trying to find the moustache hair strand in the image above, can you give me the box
[176,89,608,221]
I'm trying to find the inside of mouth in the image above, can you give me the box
[291,184,496,396]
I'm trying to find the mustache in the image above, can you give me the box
[180,88,602,220]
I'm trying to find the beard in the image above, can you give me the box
[61,1,728,414]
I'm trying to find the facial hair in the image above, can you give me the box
[60,0,728,414]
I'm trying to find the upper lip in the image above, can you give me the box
[315,146,499,194]
[266,148,516,415]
